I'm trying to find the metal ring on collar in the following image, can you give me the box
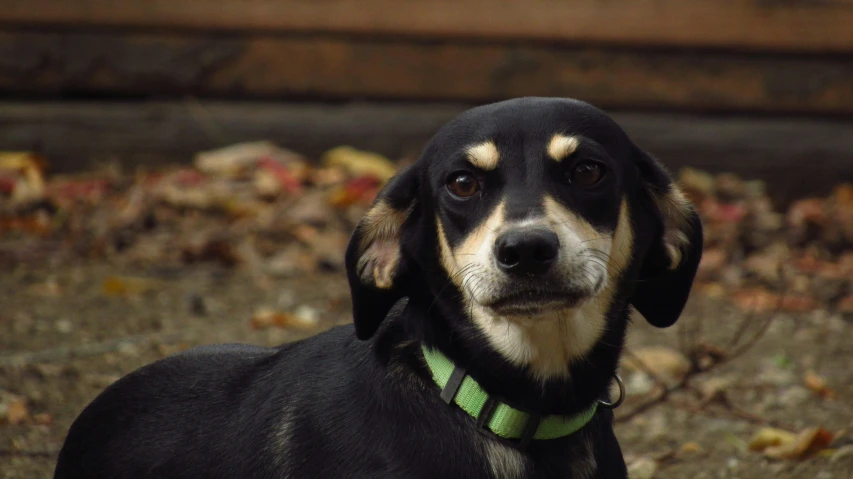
[597,374,625,409]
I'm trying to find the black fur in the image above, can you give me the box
[55,97,702,479]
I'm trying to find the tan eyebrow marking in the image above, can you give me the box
[547,134,580,162]
[466,141,500,171]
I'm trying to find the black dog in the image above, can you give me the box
[55,97,702,479]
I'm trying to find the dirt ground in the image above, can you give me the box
[2,149,853,478]
[2,260,852,478]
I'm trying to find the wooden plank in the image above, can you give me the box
[1,101,851,205]
[0,0,852,53]
[2,31,853,115]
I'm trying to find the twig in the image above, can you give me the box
[615,375,690,423]
[618,265,793,424]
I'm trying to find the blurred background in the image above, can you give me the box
[1,2,852,478]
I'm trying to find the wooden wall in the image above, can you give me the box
[1,0,852,196]
[2,0,852,114]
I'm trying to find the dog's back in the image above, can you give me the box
[55,343,286,478]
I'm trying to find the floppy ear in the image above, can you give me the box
[630,148,704,328]
[344,165,420,340]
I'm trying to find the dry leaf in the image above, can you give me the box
[698,376,736,402]
[255,157,303,197]
[194,141,304,178]
[1,396,30,425]
[626,457,657,479]
[32,413,54,426]
[695,281,726,298]
[679,442,704,455]
[327,176,382,208]
[250,307,320,332]
[731,288,817,313]
[697,248,728,279]
[838,295,853,314]
[101,276,161,296]
[748,427,798,451]
[678,167,715,202]
[321,146,397,182]
[622,347,691,387]
[0,151,47,205]
[749,427,834,460]
[803,371,835,399]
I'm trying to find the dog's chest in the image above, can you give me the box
[478,435,597,479]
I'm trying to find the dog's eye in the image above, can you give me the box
[569,162,604,187]
[446,172,480,198]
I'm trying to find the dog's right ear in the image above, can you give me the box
[345,165,420,340]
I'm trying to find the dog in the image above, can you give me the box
[55,97,703,479]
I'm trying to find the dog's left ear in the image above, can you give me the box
[630,148,704,328]
[344,165,420,340]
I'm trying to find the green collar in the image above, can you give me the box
[421,345,598,447]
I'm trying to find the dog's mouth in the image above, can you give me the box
[483,289,590,316]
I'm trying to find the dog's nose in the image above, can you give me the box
[494,228,559,275]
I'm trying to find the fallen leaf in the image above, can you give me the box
[743,247,788,285]
[678,167,715,203]
[748,427,798,452]
[715,173,746,201]
[321,146,397,182]
[749,427,834,460]
[698,376,736,402]
[0,151,47,205]
[626,457,657,479]
[1,396,30,425]
[195,141,304,178]
[327,176,382,208]
[250,307,320,332]
[101,276,161,296]
[32,413,53,426]
[695,281,726,298]
[622,347,691,387]
[696,248,728,279]
[0,173,16,194]
[830,184,853,243]
[787,198,827,229]
[803,371,835,399]
[679,442,704,455]
[255,157,303,197]
[838,295,853,314]
[731,288,817,313]
[717,203,747,223]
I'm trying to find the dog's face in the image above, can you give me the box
[345,97,702,378]
[432,134,626,318]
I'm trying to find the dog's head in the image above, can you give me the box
[345,97,702,376]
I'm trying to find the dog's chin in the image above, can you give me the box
[481,290,593,318]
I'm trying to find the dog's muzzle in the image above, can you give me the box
[494,227,559,276]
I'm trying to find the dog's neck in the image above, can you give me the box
[405,294,629,416]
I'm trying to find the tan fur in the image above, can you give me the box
[482,438,527,479]
[435,195,635,379]
[546,134,580,162]
[466,141,501,171]
[269,406,295,475]
[436,201,506,288]
[651,185,693,269]
[356,200,413,289]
